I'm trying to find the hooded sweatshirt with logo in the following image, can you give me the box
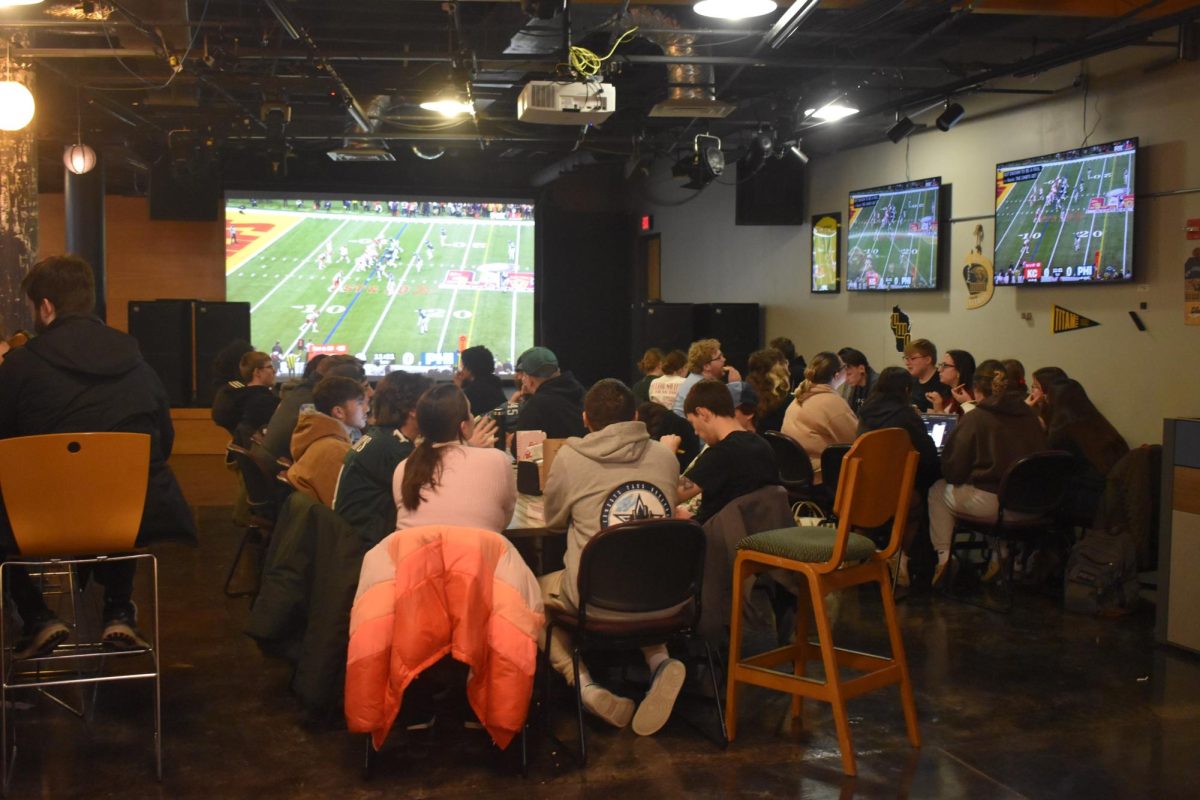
[288,411,353,506]
[542,420,679,609]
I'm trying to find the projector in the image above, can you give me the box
[517,80,616,125]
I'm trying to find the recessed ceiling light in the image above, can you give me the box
[804,101,860,122]
[694,0,777,21]
[419,98,474,118]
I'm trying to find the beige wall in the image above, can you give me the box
[652,55,1200,446]
[37,195,225,332]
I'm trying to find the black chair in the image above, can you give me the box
[948,450,1075,612]
[224,443,291,598]
[541,518,726,765]
[763,431,820,504]
[820,443,853,502]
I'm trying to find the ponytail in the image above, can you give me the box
[397,383,470,511]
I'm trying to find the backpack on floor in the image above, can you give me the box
[1063,529,1139,616]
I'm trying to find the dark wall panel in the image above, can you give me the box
[692,303,763,376]
[128,299,193,407]
[194,301,251,406]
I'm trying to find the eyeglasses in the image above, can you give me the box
[709,353,725,363]
[902,355,930,363]
[936,362,955,371]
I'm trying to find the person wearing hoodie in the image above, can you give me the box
[454,345,507,416]
[211,350,280,446]
[540,379,684,735]
[926,362,1048,585]
[512,346,586,441]
[287,376,368,506]
[781,351,859,482]
[0,255,196,659]
[856,367,943,586]
[261,354,363,463]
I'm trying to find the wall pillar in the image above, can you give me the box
[65,156,106,322]
[0,33,36,336]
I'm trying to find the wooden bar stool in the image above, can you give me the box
[724,428,921,776]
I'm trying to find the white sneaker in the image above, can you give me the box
[581,684,634,728]
[632,659,686,736]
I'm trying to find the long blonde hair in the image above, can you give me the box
[797,351,840,396]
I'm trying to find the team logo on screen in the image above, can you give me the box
[600,481,671,528]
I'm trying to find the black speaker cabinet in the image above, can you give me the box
[692,303,762,375]
[128,300,251,407]
[128,300,193,407]
[194,301,251,406]
[630,302,693,379]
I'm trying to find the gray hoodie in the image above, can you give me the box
[543,420,680,609]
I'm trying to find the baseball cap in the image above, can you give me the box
[515,346,559,378]
[726,381,759,409]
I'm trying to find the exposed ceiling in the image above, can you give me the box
[4,0,1198,193]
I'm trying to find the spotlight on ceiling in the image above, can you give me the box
[672,134,725,190]
[694,0,777,20]
[936,101,965,132]
[886,115,916,143]
[419,97,474,118]
[788,143,809,165]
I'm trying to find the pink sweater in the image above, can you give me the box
[392,445,516,533]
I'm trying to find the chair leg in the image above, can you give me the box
[701,639,728,746]
[571,647,587,767]
[878,563,921,749]
[724,557,748,742]
[223,530,256,598]
[0,564,11,798]
[151,555,163,782]
[809,579,856,777]
[790,579,813,723]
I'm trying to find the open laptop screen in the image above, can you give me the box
[922,414,959,454]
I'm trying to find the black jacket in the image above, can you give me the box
[856,394,942,492]
[516,371,587,440]
[0,314,197,546]
[212,382,280,445]
[461,373,507,417]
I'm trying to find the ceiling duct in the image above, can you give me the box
[628,8,735,119]
[328,94,395,162]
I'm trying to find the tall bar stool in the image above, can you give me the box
[0,433,161,793]
[724,428,920,776]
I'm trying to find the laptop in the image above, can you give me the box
[921,414,959,454]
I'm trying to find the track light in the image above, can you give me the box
[886,115,916,143]
[672,134,724,190]
[788,143,809,165]
[936,102,965,132]
[804,99,859,123]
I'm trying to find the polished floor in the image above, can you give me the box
[5,507,1198,799]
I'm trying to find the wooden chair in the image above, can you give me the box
[724,428,920,776]
[0,433,161,793]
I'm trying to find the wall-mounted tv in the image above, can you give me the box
[993,137,1136,285]
[224,193,535,377]
[811,212,841,293]
[846,177,942,291]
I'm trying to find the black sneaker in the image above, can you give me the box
[13,616,71,660]
[101,602,151,651]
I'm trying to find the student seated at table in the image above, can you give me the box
[211,350,281,446]
[393,384,514,533]
[334,371,432,546]
[287,376,368,506]
[674,379,778,523]
[540,379,682,734]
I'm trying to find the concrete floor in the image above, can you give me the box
[5,507,1199,799]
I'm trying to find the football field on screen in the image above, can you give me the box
[993,150,1134,283]
[846,186,939,289]
[225,206,534,371]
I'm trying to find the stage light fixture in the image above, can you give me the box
[788,143,809,164]
[694,0,777,20]
[936,101,965,132]
[804,100,859,122]
[886,115,916,143]
[419,96,474,118]
[672,134,724,190]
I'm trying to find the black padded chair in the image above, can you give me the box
[948,450,1075,612]
[763,431,822,506]
[820,443,853,504]
[541,518,726,765]
[224,443,291,598]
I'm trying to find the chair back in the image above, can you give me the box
[227,443,286,519]
[576,518,706,621]
[997,450,1075,517]
[820,443,852,498]
[829,428,918,563]
[0,432,149,556]
[763,431,814,489]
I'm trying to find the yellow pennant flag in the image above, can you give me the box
[1052,305,1100,334]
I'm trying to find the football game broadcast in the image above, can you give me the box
[846,177,941,291]
[993,138,1136,285]
[224,194,535,376]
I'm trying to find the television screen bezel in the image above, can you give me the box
[991,136,1138,288]
[845,176,943,293]
[810,212,842,294]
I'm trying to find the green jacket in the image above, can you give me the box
[333,425,415,546]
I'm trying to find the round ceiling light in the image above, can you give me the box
[0,80,35,131]
[694,0,777,20]
[64,143,97,175]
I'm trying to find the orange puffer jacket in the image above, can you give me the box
[345,525,544,750]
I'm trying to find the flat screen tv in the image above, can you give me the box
[224,193,535,377]
[993,137,1136,285]
[846,177,942,291]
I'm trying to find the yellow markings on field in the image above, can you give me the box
[224,210,305,274]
